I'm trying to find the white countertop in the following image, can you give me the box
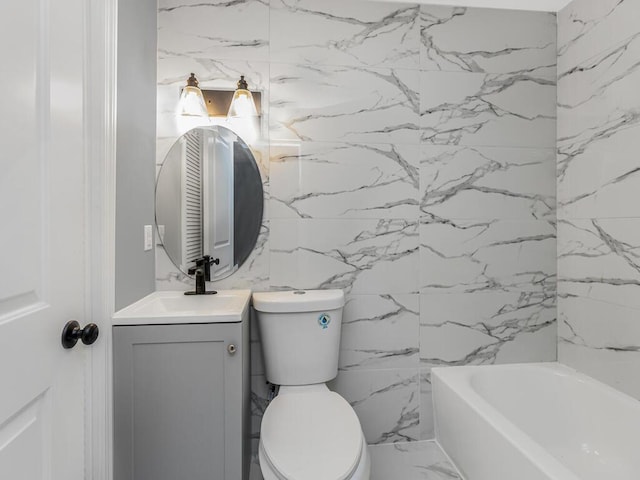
[112,290,251,325]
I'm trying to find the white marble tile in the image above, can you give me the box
[249,442,264,480]
[420,218,556,295]
[369,441,461,480]
[557,30,640,139]
[270,0,420,69]
[420,291,556,367]
[558,0,640,71]
[250,311,266,377]
[156,0,561,449]
[420,70,556,148]
[421,146,555,221]
[556,0,640,407]
[558,219,640,309]
[559,295,640,352]
[560,340,640,403]
[270,141,419,219]
[559,295,640,401]
[340,294,420,371]
[421,6,556,75]
[557,33,640,219]
[270,218,419,294]
[270,63,420,144]
[329,369,420,444]
[249,376,271,480]
[419,369,434,440]
[158,0,268,62]
[158,56,270,91]
[250,375,272,441]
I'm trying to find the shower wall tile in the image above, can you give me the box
[270,63,420,144]
[270,142,419,219]
[420,292,556,367]
[158,0,269,62]
[420,6,556,76]
[270,0,420,69]
[340,294,420,371]
[558,0,640,402]
[157,57,270,104]
[558,295,640,400]
[557,33,640,219]
[420,70,556,147]
[420,219,556,295]
[558,0,640,70]
[558,218,640,310]
[421,146,556,221]
[329,369,420,444]
[270,218,419,294]
[419,369,434,440]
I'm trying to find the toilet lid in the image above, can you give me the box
[261,390,363,480]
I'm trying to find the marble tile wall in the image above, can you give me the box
[156,0,558,461]
[557,0,640,400]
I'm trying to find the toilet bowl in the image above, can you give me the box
[252,290,371,480]
[258,385,370,480]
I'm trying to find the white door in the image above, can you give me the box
[203,130,235,278]
[0,0,90,479]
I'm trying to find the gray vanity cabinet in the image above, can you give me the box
[113,320,249,480]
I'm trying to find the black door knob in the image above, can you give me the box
[61,320,100,349]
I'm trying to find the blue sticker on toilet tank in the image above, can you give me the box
[318,314,331,329]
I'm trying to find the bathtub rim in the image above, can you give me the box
[432,362,607,480]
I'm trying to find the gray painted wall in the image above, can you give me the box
[115,0,157,310]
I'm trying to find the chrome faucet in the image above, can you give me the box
[185,255,219,295]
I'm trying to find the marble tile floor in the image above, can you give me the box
[369,441,462,480]
[250,440,462,480]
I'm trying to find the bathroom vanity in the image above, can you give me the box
[112,290,251,480]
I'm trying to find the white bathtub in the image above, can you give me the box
[432,363,640,480]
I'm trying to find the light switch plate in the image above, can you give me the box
[144,225,153,251]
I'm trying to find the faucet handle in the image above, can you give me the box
[188,255,220,281]
[202,255,220,266]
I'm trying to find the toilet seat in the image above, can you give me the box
[260,388,363,480]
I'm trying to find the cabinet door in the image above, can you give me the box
[113,323,243,480]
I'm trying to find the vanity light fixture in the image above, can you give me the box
[178,73,209,117]
[178,73,262,119]
[227,76,259,118]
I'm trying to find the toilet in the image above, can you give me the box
[252,289,370,480]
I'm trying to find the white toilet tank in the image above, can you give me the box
[252,290,345,386]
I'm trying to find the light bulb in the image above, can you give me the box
[177,73,209,117]
[227,89,258,118]
[227,76,259,119]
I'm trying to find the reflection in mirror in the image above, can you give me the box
[156,126,263,281]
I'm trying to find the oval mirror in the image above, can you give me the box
[155,126,263,281]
